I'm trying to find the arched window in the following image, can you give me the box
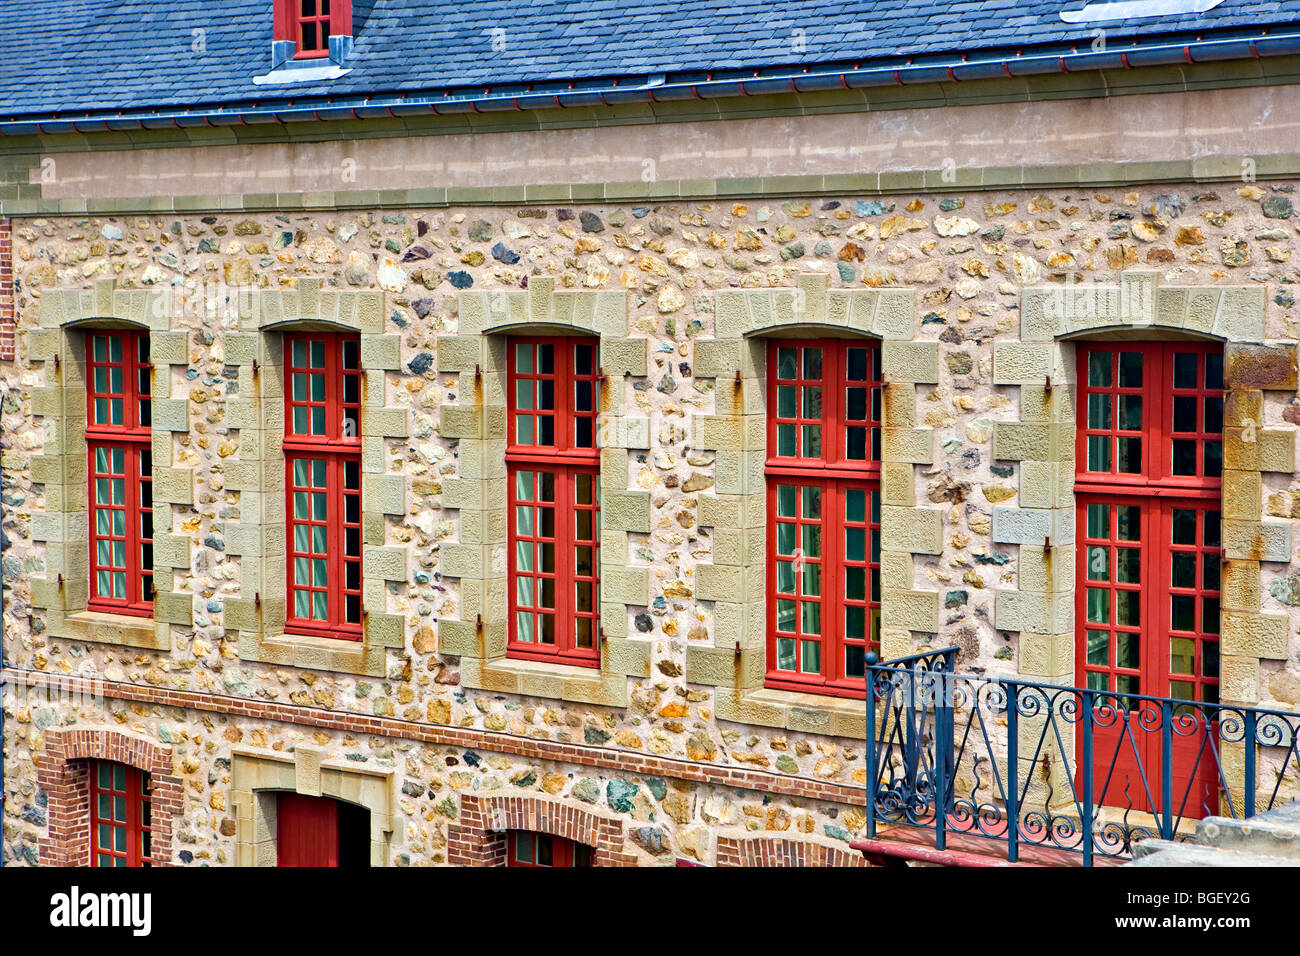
[86,330,153,615]
[506,336,602,666]
[284,332,363,640]
[1074,341,1224,813]
[90,761,152,867]
[507,831,594,867]
[765,339,882,698]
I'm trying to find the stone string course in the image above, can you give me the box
[3,184,1300,866]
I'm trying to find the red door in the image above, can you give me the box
[277,793,340,867]
[1076,498,1221,818]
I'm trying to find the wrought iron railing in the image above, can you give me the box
[864,648,1300,865]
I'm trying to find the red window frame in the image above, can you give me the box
[506,337,602,666]
[765,339,882,699]
[1074,342,1224,705]
[284,332,363,641]
[86,330,153,616]
[507,831,595,867]
[274,0,351,58]
[89,760,152,867]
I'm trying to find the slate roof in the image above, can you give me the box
[1,0,1298,118]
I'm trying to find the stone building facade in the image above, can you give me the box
[4,2,1300,867]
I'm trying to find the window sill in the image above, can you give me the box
[54,610,169,651]
[255,633,384,677]
[714,685,866,739]
[461,656,628,708]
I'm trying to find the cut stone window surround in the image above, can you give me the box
[27,279,192,651]
[220,280,407,677]
[441,280,650,706]
[992,271,1295,707]
[230,746,396,867]
[691,273,936,736]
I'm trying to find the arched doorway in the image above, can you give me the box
[276,793,371,867]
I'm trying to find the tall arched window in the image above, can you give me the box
[86,330,153,615]
[1074,341,1224,812]
[765,339,882,698]
[506,337,602,666]
[284,332,363,639]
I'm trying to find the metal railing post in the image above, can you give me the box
[1243,709,1257,819]
[1161,699,1175,840]
[933,668,947,852]
[1005,681,1019,864]
[865,661,878,838]
[1081,688,1094,868]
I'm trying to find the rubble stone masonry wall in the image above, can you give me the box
[4,180,1300,865]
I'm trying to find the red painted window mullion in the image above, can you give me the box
[557,468,574,662]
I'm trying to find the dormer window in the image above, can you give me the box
[274,0,351,60]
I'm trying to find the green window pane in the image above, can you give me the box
[801,524,821,559]
[515,343,533,374]
[845,488,865,523]
[312,525,327,554]
[776,485,796,518]
[801,640,821,674]
[1116,590,1140,627]
[311,373,325,401]
[1170,637,1196,675]
[293,372,308,401]
[801,424,821,458]
[777,385,795,418]
[1088,352,1112,387]
[113,572,126,598]
[1116,633,1140,669]
[1087,435,1111,472]
[776,523,795,557]
[776,560,794,593]
[776,599,796,633]
[1086,630,1109,666]
[1202,597,1220,635]
[295,557,310,585]
[294,492,309,519]
[313,590,328,620]
[845,605,865,639]
[311,406,326,435]
[1117,436,1142,473]
[1117,506,1141,541]
[1086,545,1109,582]
[294,524,309,553]
[1119,351,1143,387]
[846,527,865,563]
[310,340,325,367]
[516,541,534,573]
[1087,393,1111,429]
[845,566,865,601]
[776,637,796,671]
[801,601,820,636]
[777,348,797,380]
[516,611,535,643]
[1116,547,1141,584]
[801,562,821,597]
[803,348,822,380]
[1086,588,1110,624]
[295,589,310,619]
[312,459,327,486]
[312,492,327,520]
[802,385,822,419]
[801,485,821,520]
[1086,503,1109,539]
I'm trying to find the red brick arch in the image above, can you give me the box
[717,834,870,867]
[448,794,634,867]
[37,728,181,867]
